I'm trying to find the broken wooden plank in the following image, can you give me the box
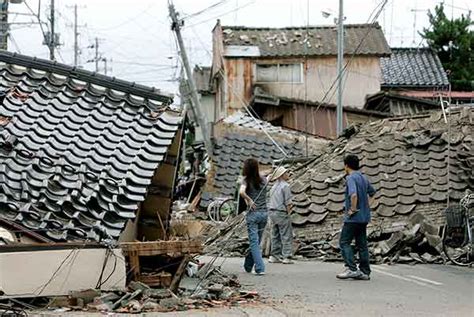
[169,256,190,293]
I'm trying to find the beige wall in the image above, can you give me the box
[224,56,382,110]
[0,248,126,297]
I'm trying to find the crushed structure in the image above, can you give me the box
[205,108,474,264]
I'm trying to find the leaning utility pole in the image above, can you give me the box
[49,0,55,60]
[336,0,344,136]
[169,2,213,160]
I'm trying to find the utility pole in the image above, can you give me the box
[169,2,213,160]
[49,0,55,60]
[336,0,344,136]
[67,4,86,66]
[73,4,78,65]
[94,37,99,72]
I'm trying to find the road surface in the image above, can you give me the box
[31,258,473,317]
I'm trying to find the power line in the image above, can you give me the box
[182,0,229,20]
[186,0,256,28]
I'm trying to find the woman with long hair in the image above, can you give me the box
[239,158,268,275]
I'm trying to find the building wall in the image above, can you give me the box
[223,56,382,112]
[0,248,126,296]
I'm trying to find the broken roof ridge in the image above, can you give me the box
[0,51,173,104]
[222,23,383,31]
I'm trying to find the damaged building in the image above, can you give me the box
[0,52,201,296]
[206,108,473,264]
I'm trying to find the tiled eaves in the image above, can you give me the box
[0,55,182,242]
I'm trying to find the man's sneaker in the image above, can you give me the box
[269,256,282,263]
[282,258,294,264]
[355,273,371,280]
[336,269,363,279]
[254,271,266,276]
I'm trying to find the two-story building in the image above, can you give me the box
[210,20,392,138]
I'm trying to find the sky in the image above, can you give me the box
[6,0,472,96]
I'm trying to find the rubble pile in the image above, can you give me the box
[204,108,473,266]
[13,262,260,314]
[204,211,445,265]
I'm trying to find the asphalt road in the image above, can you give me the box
[31,258,473,317]
[198,257,474,317]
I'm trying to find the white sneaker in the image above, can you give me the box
[336,269,362,279]
[282,258,294,264]
[254,271,266,276]
[269,256,282,263]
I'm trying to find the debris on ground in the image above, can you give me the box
[204,212,446,265]
[0,259,260,314]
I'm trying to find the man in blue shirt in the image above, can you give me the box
[337,154,376,280]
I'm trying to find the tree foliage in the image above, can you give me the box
[420,4,473,90]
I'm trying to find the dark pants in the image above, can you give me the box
[339,222,371,275]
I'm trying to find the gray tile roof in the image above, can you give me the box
[381,48,449,87]
[289,108,473,238]
[200,119,308,208]
[221,23,391,57]
[0,52,182,242]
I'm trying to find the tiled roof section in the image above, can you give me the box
[200,131,305,208]
[289,108,473,233]
[0,52,182,242]
[381,48,449,87]
[222,24,391,57]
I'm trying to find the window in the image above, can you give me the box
[255,63,302,83]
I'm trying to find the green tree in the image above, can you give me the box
[420,4,473,90]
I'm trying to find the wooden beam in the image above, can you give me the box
[169,255,190,293]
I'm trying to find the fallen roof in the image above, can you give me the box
[381,48,449,88]
[200,112,326,209]
[221,23,391,57]
[288,108,473,238]
[0,52,182,242]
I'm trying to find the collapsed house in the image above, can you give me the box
[206,108,473,264]
[0,52,201,296]
[199,111,327,210]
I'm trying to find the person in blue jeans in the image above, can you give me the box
[239,158,268,275]
[337,154,376,281]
